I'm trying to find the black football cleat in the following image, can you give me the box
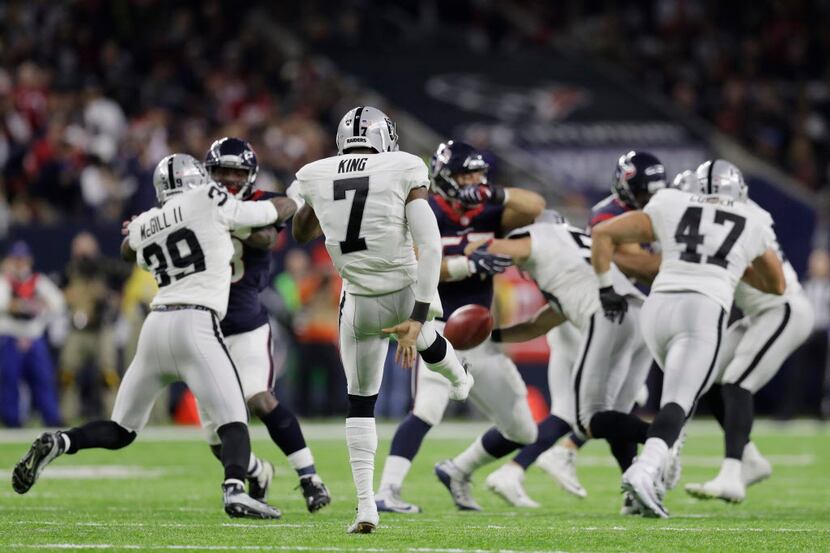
[12,432,65,494]
[299,474,331,513]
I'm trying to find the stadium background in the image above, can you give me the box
[1,0,829,428]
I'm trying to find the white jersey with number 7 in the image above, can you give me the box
[643,187,775,312]
[295,151,428,297]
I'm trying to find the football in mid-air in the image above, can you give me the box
[443,304,494,350]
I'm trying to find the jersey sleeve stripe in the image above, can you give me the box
[590,212,615,227]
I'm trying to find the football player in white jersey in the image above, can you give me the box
[292,106,473,534]
[12,154,296,519]
[591,159,786,517]
[670,163,813,503]
[459,220,652,510]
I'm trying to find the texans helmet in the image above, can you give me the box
[429,140,489,201]
[694,159,747,201]
[335,106,399,154]
[613,151,667,209]
[204,137,259,199]
[152,154,210,205]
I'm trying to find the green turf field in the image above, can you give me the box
[0,420,828,553]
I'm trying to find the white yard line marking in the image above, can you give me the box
[6,546,573,553]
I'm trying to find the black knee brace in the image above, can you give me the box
[347,394,378,418]
[419,334,447,363]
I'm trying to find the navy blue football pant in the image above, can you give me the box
[0,335,62,427]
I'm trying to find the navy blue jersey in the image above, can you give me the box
[589,194,632,230]
[221,190,282,336]
[430,195,505,320]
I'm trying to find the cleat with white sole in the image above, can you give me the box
[485,464,540,508]
[620,491,643,516]
[434,459,482,511]
[685,477,745,503]
[621,463,669,519]
[741,442,772,487]
[375,485,422,514]
[536,445,587,498]
[223,482,281,519]
[347,508,379,534]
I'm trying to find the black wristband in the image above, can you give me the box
[410,301,430,323]
[489,186,506,205]
[491,328,503,343]
[599,286,613,294]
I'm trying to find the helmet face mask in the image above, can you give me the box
[429,140,489,201]
[204,137,258,199]
[613,151,666,209]
[336,106,399,154]
[152,154,210,205]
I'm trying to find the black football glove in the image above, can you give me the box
[599,286,628,323]
[468,244,513,275]
[457,185,506,208]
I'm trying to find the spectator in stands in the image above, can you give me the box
[0,241,65,427]
[59,232,127,419]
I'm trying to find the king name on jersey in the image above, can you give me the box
[140,206,184,240]
[338,157,368,173]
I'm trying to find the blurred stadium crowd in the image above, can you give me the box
[0,0,829,427]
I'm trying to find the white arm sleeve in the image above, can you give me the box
[406,197,441,305]
[217,193,279,230]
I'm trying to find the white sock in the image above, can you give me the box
[379,455,411,490]
[638,437,668,470]
[345,417,378,512]
[60,433,71,452]
[423,338,466,386]
[287,447,315,473]
[247,453,262,477]
[224,478,244,488]
[453,437,495,475]
[718,458,742,481]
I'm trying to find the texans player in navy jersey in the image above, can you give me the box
[535,151,667,504]
[200,137,330,512]
[375,140,546,513]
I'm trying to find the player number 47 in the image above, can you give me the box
[674,206,746,268]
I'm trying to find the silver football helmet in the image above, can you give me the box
[671,169,697,192]
[335,106,399,154]
[694,159,747,201]
[152,154,211,204]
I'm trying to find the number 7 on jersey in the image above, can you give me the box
[333,176,369,254]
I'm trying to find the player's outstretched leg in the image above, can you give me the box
[486,414,572,507]
[346,394,380,534]
[436,427,524,511]
[12,420,135,494]
[249,392,330,512]
[218,422,281,520]
[418,331,472,401]
[536,433,588,498]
